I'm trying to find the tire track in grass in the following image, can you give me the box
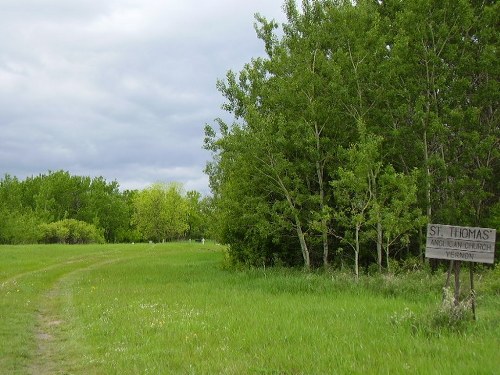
[27,249,150,375]
[0,255,92,289]
[28,257,118,375]
[0,253,108,373]
[0,249,121,291]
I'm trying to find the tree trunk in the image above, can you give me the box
[386,241,390,273]
[454,261,461,306]
[377,217,382,272]
[295,214,311,270]
[423,127,432,220]
[354,223,360,280]
[275,173,311,270]
[321,215,329,268]
[314,123,329,268]
[318,160,329,267]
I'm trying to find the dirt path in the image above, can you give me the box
[29,287,66,375]
[27,257,123,375]
[24,248,152,375]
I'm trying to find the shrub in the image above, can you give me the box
[39,219,105,244]
[366,263,380,276]
[400,256,425,273]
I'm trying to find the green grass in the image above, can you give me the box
[1,243,499,374]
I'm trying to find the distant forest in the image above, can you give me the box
[0,171,211,245]
[204,0,499,272]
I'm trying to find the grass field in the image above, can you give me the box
[0,242,498,374]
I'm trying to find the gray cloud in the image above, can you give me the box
[0,0,286,194]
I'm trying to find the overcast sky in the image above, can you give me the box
[0,0,287,194]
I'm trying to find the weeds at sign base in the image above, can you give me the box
[430,287,474,331]
[391,287,475,337]
[420,287,475,336]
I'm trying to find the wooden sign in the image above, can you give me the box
[426,224,496,264]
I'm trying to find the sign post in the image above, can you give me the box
[425,224,496,319]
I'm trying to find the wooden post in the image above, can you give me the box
[453,261,461,306]
[470,262,476,321]
[445,260,453,287]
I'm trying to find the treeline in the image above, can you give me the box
[0,171,211,244]
[205,0,499,273]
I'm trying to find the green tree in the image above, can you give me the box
[370,167,426,272]
[185,190,210,240]
[382,0,499,227]
[83,177,129,242]
[206,119,304,267]
[132,183,189,242]
[0,175,43,244]
[205,0,498,270]
[331,123,382,279]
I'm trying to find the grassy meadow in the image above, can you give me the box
[0,242,499,374]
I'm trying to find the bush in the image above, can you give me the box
[39,219,105,244]
[400,256,425,273]
[366,263,381,276]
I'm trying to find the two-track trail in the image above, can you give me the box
[29,256,121,375]
[0,245,152,374]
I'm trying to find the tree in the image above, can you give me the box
[205,0,498,271]
[82,177,129,242]
[205,117,309,267]
[186,190,211,240]
[0,175,43,244]
[208,1,357,269]
[331,123,381,279]
[27,171,129,242]
[132,183,189,242]
[371,166,426,272]
[382,0,499,227]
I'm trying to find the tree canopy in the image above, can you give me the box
[205,0,499,270]
[132,182,189,242]
[0,171,209,245]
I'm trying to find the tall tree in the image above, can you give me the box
[383,0,498,226]
[206,0,498,270]
[370,166,425,272]
[331,123,381,278]
[132,183,189,242]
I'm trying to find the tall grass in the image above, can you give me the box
[0,243,498,374]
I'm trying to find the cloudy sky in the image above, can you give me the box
[0,1,287,194]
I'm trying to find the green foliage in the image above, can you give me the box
[185,190,211,239]
[331,125,382,277]
[206,0,498,269]
[0,172,208,244]
[0,171,132,243]
[0,208,43,245]
[38,219,105,244]
[132,182,189,242]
